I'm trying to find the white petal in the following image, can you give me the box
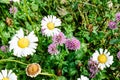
[92,52,99,61]
[8,70,12,77]
[99,48,103,54]
[27,31,38,42]
[77,78,81,80]
[16,28,24,38]
[9,73,17,80]
[0,72,3,79]
[104,49,108,54]
[98,64,105,70]
[106,52,110,56]
[1,70,7,78]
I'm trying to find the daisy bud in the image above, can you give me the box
[26,63,41,78]
[6,17,12,26]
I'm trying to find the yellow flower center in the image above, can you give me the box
[26,63,41,75]
[18,38,29,48]
[47,22,54,30]
[2,77,9,80]
[98,54,107,63]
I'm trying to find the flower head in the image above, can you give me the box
[88,59,99,78]
[41,15,61,37]
[108,21,117,29]
[10,0,20,3]
[48,43,59,55]
[77,75,89,80]
[0,69,17,80]
[107,1,113,9]
[6,17,12,26]
[26,63,41,78]
[117,51,120,60]
[0,45,8,52]
[52,32,66,45]
[9,6,18,14]
[9,28,38,57]
[65,37,80,50]
[92,48,113,70]
[115,12,120,21]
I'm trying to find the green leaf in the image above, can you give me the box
[0,0,9,4]
[58,76,67,80]
[0,22,5,32]
[31,3,39,11]
[109,39,120,44]
[69,68,77,76]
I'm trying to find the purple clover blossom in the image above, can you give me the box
[48,43,59,55]
[108,21,117,29]
[52,32,66,45]
[0,45,8,52]
[88,59,99,78]
[65,37,80,50]
[117,51,120,60]
[115,12,120,21]
[9,6,18,14]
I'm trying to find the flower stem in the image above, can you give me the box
[39,73,58,80]
[23,0,34,29]
[0,59,27,66]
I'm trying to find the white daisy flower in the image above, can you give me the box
[92,48,114,70]
[0,69,17,80]
[77,75,89,80]
[9,28,38,57]
[41,15,61,37]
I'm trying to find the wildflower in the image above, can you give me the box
[117,51,120,60]
[77,75,89,80]
[115,12,120,21]
[0,69,17,80]
[0,45,8,52]
[60,0,67,4]
[10,0,20,3]
[92,48,113,70]
[9,6,18,14]
[9,28,38,57]
[88,59,99,78]
[41,15,61,37]
[65,37,80,50]
[107,1,113,9]
[48,43,59,55]
[6,17,12,26]
[56,7,68,16]
[108,21,117,29]
[52,32,66,45]
[26,63,41,78]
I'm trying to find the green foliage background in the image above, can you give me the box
[0,0,120,80]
